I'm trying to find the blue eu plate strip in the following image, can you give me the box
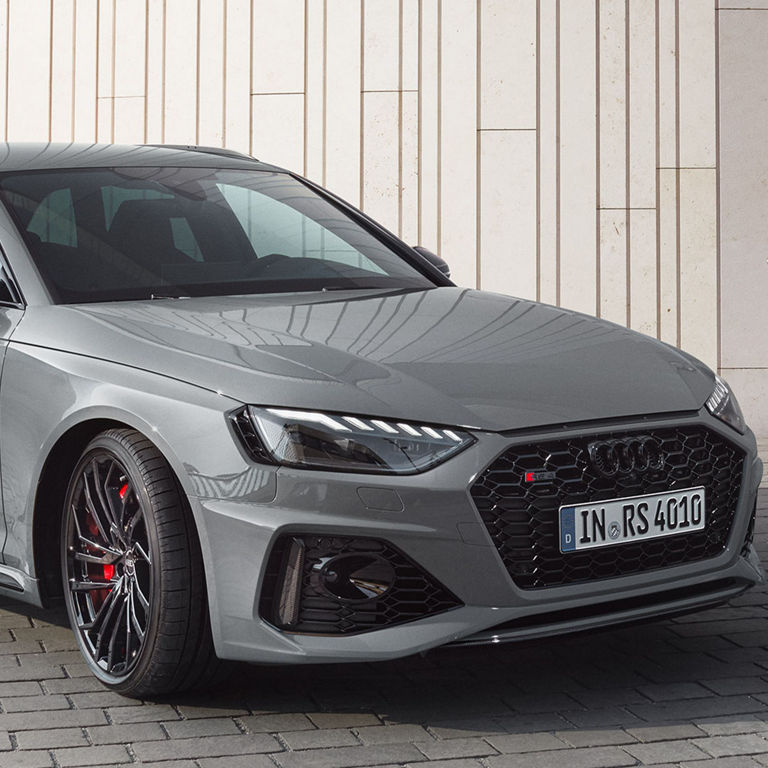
[560,506,576,552]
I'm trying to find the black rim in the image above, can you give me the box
[64,452,152,678]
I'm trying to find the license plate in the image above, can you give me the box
[559,487,706,553]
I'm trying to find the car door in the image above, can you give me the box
[0,258,24,566]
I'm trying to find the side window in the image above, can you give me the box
[27,188,77,246]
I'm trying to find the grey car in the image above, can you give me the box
[0,142,761,698]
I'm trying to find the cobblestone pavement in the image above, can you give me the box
[0,491,763,768]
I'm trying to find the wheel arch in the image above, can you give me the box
[32,415,194,607]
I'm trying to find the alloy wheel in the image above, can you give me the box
[63,452,152,679]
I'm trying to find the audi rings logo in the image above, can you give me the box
[587,435,664,478]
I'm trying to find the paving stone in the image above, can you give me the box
[695,717,768,736]
[198,758,275,768]
[405,760,484,768]
[624,738,710,764]
[626,723,709,742]
[484,745,637,768]
[0,682,41,697]
[87,722,166,744]
[703,678,768,696]
[271,743,426,768]
[556,730,637,747]
[40,678,105,695]
[1,694,70,712]
[107,704,180,724]
[355,723,432,744]
[54,744,131,766]
[694,734,768,757]
[484,732,569,754]
[628,694,768,722]
[240,713,315,732]
[0,751,53,768]
[132,733,280,762]
[15,727,88,750]
[637,682,713,701]
[687,760,766,768]
[561,706,642,728]
[307,712,382,729]
[413,736,497,760]
[0,709,107,731]
[280,727,360,750]
[162,717,240,739]
[174,704,249,720]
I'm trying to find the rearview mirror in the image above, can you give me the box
[412,246,450,279]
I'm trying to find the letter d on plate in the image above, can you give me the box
[560,507,576,552]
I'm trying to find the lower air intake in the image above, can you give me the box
[260,535,461,635]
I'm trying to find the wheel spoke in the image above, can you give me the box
[73,550,121,566]
[123,507,143,543]
[129,587,146,641]
[81,581,119,632]
[132,577,149,612]
[134,542,152,566]
[81,476,111,545]
[69,578,114,592]
[94,580,124,664]
[106,592,128,673]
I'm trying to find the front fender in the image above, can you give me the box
[0,342,278,609]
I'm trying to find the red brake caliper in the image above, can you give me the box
[103,483,129,582]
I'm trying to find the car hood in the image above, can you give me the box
[15,287,715,432]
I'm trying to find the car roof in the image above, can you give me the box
[0,142,286,173]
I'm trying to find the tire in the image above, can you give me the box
[61,428,220,698]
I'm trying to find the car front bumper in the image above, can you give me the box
[192,409,764,664]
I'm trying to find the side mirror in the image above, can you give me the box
[412,246,450,279]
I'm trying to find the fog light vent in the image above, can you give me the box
[277,538,305,626]
[260,535,461,635]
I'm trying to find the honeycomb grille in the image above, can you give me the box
[470,425,745,589]
[260,535,461,634]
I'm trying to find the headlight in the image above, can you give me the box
[705,375,746,434]
[234,406,476,474]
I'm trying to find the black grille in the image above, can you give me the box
[470,425,745,589]
[260,535,461,634]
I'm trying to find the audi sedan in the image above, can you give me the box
[0,142,761,697]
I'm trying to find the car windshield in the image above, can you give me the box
[0,167,435,303]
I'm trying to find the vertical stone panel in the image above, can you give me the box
[439,0,477,288]
[251,94,304,171]
[224,0,251,153]
[559,0,597,315]
[538,0,558,306]
[480,0,536,130]
[679,0,716,168]
[164,0,198,144]
[6,0,51,140]
[629,209,658,336]
[598,0,626,210]
[679,168,717,369]
[50,0,75,142]
[479,131,536,300]
[658,168,679,345]
[304,0,324,181]
[198,0,225,147]
[362,91,400,233]
[418,0,440,251]
[599,210,627,325]
[252,0,304,95]
[324,0,361,206]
